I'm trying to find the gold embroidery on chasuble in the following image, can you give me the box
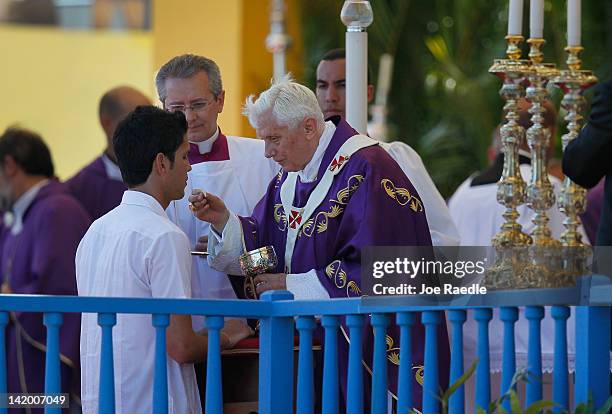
[298,175,365,238]
[274,170,283,189]
[377,333,424,386]
[381,178,424,212]
[273,204,287,231]
[324,260,361,297]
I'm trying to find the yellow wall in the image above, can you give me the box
[0,0,305,178]
[0,25,154,179]
[153,0,244,136]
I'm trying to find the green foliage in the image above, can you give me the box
[298,0,612,198]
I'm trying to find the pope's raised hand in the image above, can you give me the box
[188,189,230,232]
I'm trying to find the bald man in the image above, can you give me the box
[66,86,151,220]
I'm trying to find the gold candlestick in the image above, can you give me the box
[486,36,533,289]
[525,38,559,247]
[551,46,598,277]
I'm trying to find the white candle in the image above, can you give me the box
[530,0,544,38]
[508,0,524,36]
[567,0,581,46]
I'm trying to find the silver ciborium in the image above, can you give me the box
[239,246,278,299]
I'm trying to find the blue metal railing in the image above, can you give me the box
[0,281,611,414]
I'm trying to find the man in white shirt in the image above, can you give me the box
[76,106,250,414]
[156,54,279,312]
[315,48,459,246]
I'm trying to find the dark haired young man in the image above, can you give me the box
[76,106,250,414]
[0,127,90,410]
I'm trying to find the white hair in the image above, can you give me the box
[243,75,325,131]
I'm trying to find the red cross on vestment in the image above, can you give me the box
[329,155,348,172]
[289,210,302,229]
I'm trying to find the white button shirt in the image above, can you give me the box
[76,190,201,414]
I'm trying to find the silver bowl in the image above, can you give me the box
[239,246,278,277]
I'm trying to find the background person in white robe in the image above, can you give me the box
[315,48,459,247]
[448,99,587,410]
[156,55,279,320]
[76,106,251,414]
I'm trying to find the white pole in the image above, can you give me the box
[345,31,368,134]
[341,0,373,135]
[266,0,290,81]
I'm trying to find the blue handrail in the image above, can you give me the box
[0,281,610,413]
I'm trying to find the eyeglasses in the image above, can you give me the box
[166,99,214,114]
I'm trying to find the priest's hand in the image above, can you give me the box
[253,273,287,295]
[220,319,254,349]
[195,235,208,252]
[188,189,230,232]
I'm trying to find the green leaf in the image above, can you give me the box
[509,390,522,414]
[525,400,555,414]
[595,395,612,414]
[442,359,478,401]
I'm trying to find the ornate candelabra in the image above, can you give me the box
[551,46,598,276]
[486,36,533,289]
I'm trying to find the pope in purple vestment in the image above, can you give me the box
[192,78,450,410]
[0,180,90,412]
[65,155,126,221]
[241,119,449,408]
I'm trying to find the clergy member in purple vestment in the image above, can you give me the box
[0,127,90,412]
[189,78,450,410]
[65,86,151,221]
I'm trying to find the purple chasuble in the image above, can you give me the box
[580,178,605,244]
[188,131,230,165]
[65,156,126,221]
[0,180,90,412]
[237,119,450,409]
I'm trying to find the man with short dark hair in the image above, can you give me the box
[0,127,90,409]
[76,106,251,413]
[66,86,151,221]
[315,48,460,246]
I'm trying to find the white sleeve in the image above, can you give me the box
[207,213,245,275]
[381,141,461,246]
[286,269,331,300]
[148,230,192,299]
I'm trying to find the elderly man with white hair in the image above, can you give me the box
[188,77,450,411]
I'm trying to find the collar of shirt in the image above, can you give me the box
[297,121,336,183]
[190,127,220,155]
[120,190,167,218]
[10,179,50,235]
[102,153,123,182]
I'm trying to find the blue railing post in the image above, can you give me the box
[205,315,224,414]
[397,312,415,414]
[152,314,170,414]
[448,310,467,414]
[43,312,62,414]
[422,311,441,414]
[500,306,518,412]
[346,314,365,414]
[296,315,316,414]
[0,312,8,414]
[474,308,492,413]
[98,313,117,414]
[321,315,340,414]
[575,306,611,409]
[259,290,295,414]
[371,313,390,414]
[551,306,570,414]
[525,306,544,407]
